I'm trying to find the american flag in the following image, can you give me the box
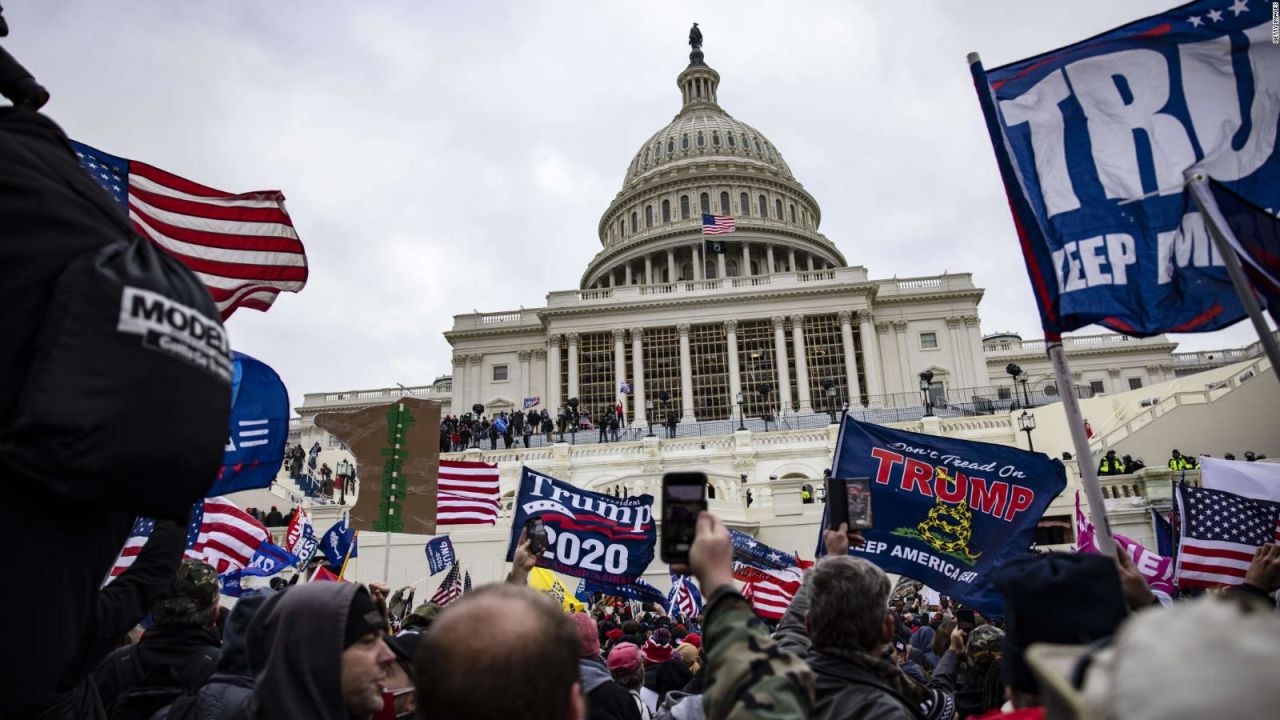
[431,563,464,606]
[464,570,473,593]
[185,497,272,574]
[107,517,156,580]
[69,141,308,319]
[740,566,803,621]
[701,213,736,235]
[437,460,501,526]
[666,573,703,619]
[1176,484,1280,588]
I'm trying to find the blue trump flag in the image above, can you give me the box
[730,529,800,571]
[220,571,244,597]
[241,542,300,578]
[209,352,289,497]
[425,536,457,575]
[971,1,1279,337]
[581,576,667,605]
[505,467,655,585]
[830,416,1066,615]
[320,517,358,568]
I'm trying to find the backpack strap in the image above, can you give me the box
[177,650,218,691]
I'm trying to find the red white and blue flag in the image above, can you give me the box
[701,213,736,236]
[437,459,501,526]
[971,1,1280,337]
[108,517,156,580]
[431,563,465,606]
[1175,483,1280,588]
[70,141,308,319]
[666,573,704,619]
[185,496,272,574]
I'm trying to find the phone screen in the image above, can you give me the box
[525,517,549,555]
[843,477,873,530]
[956,608,976,631]
[661,473,707,564]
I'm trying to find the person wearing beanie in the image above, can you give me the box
[247,583,395,719]
[681,632,700,650]
[608,643,652,720]
[571,612,641,720]
[991,552,1129,711]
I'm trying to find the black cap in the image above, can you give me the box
[343,587,385,649]
[386,630,423,666]
[991,554,1127,694]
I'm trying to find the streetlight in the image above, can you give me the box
[1005,363,1026,409]
[1018,411,1037,452]
[1018,371,1031,408]
[645,399,655,437]
[822,380,838,424]
[919,370,935,417]
[568,397,579,445]
[736,391,746,431]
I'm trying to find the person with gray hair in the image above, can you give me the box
[774,524,964,720]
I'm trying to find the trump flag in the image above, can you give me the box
[971,1,1280,337]
[831,417,1066,615]
[209,351,289,497]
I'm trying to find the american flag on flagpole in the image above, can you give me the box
[185,497,272,574]
[437,460,501,526]
[107,517,156,581]
[740,566,802,621]
[69,141,308,319]
[464,570,473,594]
[666,573,703,619]
[431,563,464,606]
[701,213,736,235]
[1175,484,1280,588]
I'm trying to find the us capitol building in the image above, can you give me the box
[279,30,1278,589]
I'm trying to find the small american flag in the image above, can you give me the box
[701,213,736,235]
[1176,484,1280,588]
[741,567,802,621]
[107,517,156,581]
[437,459,501,526]
[464,570,473,593]
[70,141,308,319]
[185,497,272,574]
[666,573,703,619]
[431,563,464,606]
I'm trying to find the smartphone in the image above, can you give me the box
[661,472,707,564]
[826,476,874,531]
[524,517,549,555]
[956,608,976,632]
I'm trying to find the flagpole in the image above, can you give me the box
[338,529,358,579]
[1047,342,1115,556]
[1185,172,1280,384]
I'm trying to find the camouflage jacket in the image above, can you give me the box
[701,586,814,720]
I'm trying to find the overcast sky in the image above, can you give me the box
[7,1,1269,412]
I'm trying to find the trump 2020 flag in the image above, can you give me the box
[240,542,300,578]
[208,351,289,497]
[505,467,656,585]
[971,1,1279,337]
[425,536,457,575]
[831,416,1066,615]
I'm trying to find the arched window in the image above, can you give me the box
[743,134,751,150]
[740,192,750,216]
[758,194,768,217]
[680,262,693,281]
[667,138,675,154]
[789,204,796,223]
[696,132,705,147]
[619,219,625,236]
[654,142,661,158]
[662,199,671,222]
[727,133,736,148]
[643,148,649,164]
[631,211,638,233]
[681,134,690,150]
[645,205,654,228]
[712,131,721,146]
[680,195,691,220]
[775,199,784,220]
[704,259,717,278]
[720,192,731,215]
[700,193,710,215]
[727,258,739,277]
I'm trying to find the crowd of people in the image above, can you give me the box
[439,404,668,453]
[1096,447,1270,476]
[27,507,1278,720]
[242,506,293,528]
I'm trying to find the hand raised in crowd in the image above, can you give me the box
[949,627,967,655]
[367,582,391,619]
[508,527,537,585]
[674,511,734,591]
[822,522,866,558]
[1244,543,1280,593]
[1113,546,1156,609]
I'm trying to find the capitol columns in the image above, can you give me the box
[468,354,484,408]
[945,317,971,389]
[791,314,813,414]
[547,334,563,411]
[566,332,580,402]
[837,311,862,405]
[612,328,627,417]
[518,350,532,405]
[717,250,727,280]
[766,245,775,275]
[631,329,647,427]
[667,250,676,284]
[451,353,467,412]
[772,315,793,413]
[741,243,751,277]
[725,319,741,413]
[677,323,695,421]
[892,321,911,391]
[863,315,888,398]
[644,255,653,285]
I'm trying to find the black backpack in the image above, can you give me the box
[105,647,218,720]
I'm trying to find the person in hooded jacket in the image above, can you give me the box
[572,613,641,720]
[151,588,272,720]
[246,582,395,719]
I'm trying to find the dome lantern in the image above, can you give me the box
[678,23,720,113]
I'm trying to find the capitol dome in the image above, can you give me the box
[582,32,844,289]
